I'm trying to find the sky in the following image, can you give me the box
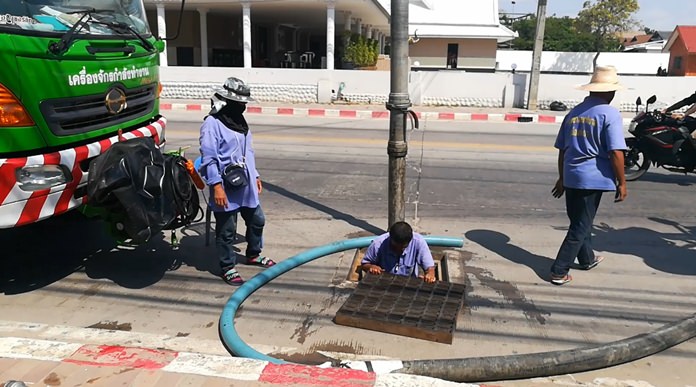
[498,0,695,32]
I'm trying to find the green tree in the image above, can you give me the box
[576,0,639,64]
[511,16,596,51]
[343,34,379,68]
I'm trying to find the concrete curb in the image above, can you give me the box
[160,103,636,126]
[0,326,491,387]
[160,102,569,125]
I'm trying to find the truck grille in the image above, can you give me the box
[40,84,157,136]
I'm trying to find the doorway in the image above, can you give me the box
[447,43,458,69]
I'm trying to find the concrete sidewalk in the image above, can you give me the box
[0,331,482,387]
[159,99,637,125]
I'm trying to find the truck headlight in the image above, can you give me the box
[16,165,72,191]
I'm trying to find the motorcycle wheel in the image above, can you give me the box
[624,142,650,181]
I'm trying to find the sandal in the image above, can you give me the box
[245,256,276,268]
[578,256,604,271]
[550,273,572,285]
[221,268,244,286]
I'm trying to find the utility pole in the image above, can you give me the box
[527,0,547,111]
[387,0,410,228]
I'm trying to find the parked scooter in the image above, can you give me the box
[624,95,696,181]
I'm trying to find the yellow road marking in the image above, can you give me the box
[253,134,553,152]
[168,131,554,152]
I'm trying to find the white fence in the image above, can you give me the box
[496,50,670,75]
[160,64,696,111]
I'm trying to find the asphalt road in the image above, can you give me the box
[164,111,696,222]
[2,113,695,386]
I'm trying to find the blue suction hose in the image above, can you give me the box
[219,235,464,363]
[220,235,696,383]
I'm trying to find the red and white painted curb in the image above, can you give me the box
[160,102,572,124]
[0,337,491,386]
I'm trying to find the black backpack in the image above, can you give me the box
[87,137,201,244]
[162,153,201,231]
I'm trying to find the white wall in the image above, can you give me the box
[532,74,696,111]
[411,71,512,107]
[496,51,671,75]
[160,66,696,111]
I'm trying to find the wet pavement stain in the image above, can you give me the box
[267,350,333,365]
[290,315,316,344]
[459,250,549,325]
[270,340,380,366]
[86,377,101,384]
[345,230,376,239]
[289,287,351,345]
[176,332,190,337]
[87,321,132,331]
[308,339,371,356]
[205,321,214,328]
[79,283,104,300]
[43,372,61,386]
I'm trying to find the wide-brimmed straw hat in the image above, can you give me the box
[576,65,623,92]
[212,77,254,103]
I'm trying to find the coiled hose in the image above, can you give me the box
[219,235,464,363]
[219,236,696,382]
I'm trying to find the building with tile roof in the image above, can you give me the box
[663,26,696,76]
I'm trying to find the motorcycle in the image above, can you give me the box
[624,95,696,181]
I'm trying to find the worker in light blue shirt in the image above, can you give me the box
[199,77,276,287]
[549,65,627,286]
[361,221,436,283]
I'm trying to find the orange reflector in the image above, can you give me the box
[157,82,163,98]
[0,84,34,127]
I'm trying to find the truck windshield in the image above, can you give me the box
[0,0,150,36]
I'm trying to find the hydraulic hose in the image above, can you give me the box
[395,313,696,382]
[219,235,696,383]
[219,235,464,364]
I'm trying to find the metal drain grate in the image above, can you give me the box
[334,273,466,343]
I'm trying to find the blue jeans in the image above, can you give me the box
[214,206,265,271]
[550,188,603,277]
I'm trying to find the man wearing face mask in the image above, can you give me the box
[199,77,275,286]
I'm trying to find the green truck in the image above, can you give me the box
[0,0,168,229]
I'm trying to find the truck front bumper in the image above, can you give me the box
[0,117,166,229]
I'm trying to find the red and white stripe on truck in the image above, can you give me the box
[0,118,166,229]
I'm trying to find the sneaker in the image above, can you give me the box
[550,273,572,285]
[578,256,605,271]
[221,268,244,286]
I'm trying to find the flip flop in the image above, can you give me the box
[245,256,276,268]
[221,268,244,286]
[550,274,572,286]
[578,256,605,271]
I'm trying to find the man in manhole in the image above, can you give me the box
[360,221,436,283]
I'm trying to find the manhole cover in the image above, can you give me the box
[334,272,466,344]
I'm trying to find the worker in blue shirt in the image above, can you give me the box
[361,221,436,283]
[199,77,276,286]
[550,66,627,286]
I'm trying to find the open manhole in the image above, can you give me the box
[345,247,450,282]
[335,272,466,344]
[336,247,465,343]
